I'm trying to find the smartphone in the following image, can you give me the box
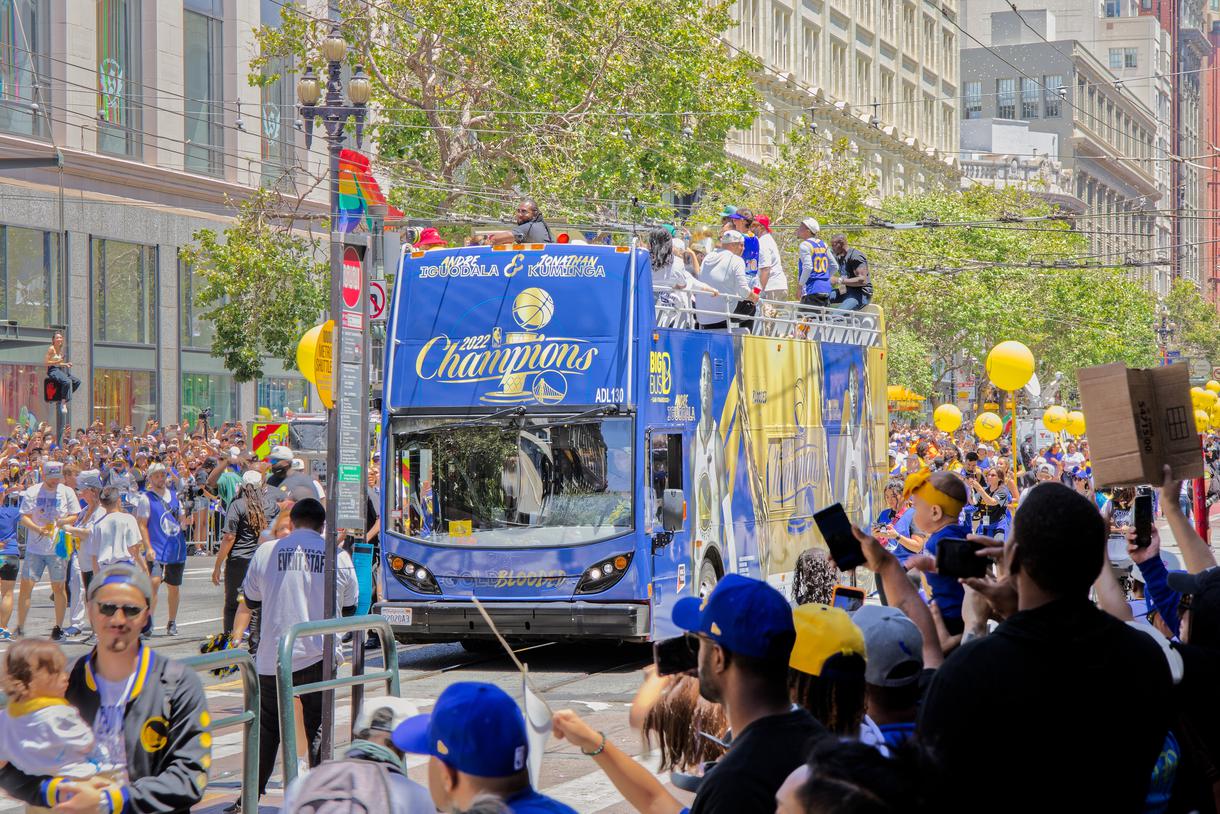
[654,635,699,676]
[935,538,989,580]
[1134,489,1153,549]
[813,503,865,571]
[831,585,866,613]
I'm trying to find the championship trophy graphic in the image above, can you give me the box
[482,287,568,405]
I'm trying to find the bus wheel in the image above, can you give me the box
[697,559,719,598]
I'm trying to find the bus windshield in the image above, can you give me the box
[389,416,633,548]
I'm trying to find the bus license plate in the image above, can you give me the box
[381,608,413,627]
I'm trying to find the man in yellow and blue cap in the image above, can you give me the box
[902,469,971,635]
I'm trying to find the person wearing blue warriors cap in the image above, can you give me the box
[551,574,826,814]
[394,682,576,814]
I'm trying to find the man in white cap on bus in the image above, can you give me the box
[795,217,839,309]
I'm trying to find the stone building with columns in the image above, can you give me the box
[0,0,324,430]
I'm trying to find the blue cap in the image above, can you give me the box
[392,682,528,778]
[672,574,795,660]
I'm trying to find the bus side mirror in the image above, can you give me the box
[661,489,685,532]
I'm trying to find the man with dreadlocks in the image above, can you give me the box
[212,469,278,645]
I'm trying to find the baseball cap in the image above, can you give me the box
[393,682,528,778]
[800,217,821,234]
[77,473,104,492]
[720,205,744,220]
[1036,463,1055,476]
[789,603,865,677]
[43,461,63,478]
[270,445,293,463]
[242,470,263,486]
[88,562,153,605]
[852,605,923,687]
[720,230,745,245]
[755,214,772,232]
[672,574,795,660]
[355,697,419,735]
[147,462,167,476]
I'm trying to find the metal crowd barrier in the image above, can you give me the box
[181,648,260,814]
[277,615,400,788]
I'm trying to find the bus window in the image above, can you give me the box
[647,432,684,531]
[389,416,634,548]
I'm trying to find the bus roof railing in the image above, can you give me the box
[652,287,883,347]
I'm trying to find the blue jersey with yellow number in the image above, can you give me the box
[800,237,833,296]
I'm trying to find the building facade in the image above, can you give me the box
[0,0,319,431]
[723,0,961,196]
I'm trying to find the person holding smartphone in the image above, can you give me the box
[969,469,1011,540]
[900,470,971,635]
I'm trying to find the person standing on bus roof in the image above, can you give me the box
[796,218,839,308]
[485,199,553,245]
[693,231,755,330]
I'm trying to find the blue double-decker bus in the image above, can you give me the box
[375,241,887,644]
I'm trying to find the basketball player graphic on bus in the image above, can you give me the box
[691,352,736,592]
[836,360,874,526]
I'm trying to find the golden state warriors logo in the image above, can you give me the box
[414,286,598,405]
[141,716,170,752]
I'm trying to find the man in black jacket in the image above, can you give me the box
[0,562,210,813]
[919,483,1174,813]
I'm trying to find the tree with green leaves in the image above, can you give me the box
[179,189,329,382]
[256,0,759,224]
[1164,278,1220,365]
[867,185,1159,398]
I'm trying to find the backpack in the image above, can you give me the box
[285,759,395,814]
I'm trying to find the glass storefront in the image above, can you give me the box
[257,376,310,417]
[94,368,155,430]
[179,257,213,349]
[181,372,236,424]
[1,224,62,328]
[0,362,52,430]
[93,238,156,344]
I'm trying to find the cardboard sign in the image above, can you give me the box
[1077,362,1202,487]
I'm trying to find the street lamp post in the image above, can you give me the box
[297,21,372,760]
[1155,313,1176,366]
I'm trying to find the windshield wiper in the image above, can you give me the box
[530,405,621,429]
[411,405,527,434]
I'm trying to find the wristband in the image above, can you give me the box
[582,731,607,756]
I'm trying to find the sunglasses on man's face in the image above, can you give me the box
[96,602,147,619]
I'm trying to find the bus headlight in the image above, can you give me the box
[575,553,633,594]
[387,554,441,595]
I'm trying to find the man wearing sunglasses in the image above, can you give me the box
[0,562,210,813]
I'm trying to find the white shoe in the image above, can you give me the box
[296,758,310,778]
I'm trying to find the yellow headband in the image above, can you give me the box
[902,469,966,517]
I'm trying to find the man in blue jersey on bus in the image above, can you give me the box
[796,217,839,308]
[136,462,188,637]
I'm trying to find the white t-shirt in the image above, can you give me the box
[0,701,98,778]
[94,673,133,785]
[693,249,751,325]
[242,527,359,676]
[20,483,81,556]
[75,505,109,566]
[758,232,786,292]
[1063,452,1086,470]
[92,512,143,568]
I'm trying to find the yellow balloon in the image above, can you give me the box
[974,411,1003,442]
[1065,410,1086,438]
[985,341,1036,392]
[1202,390,1219,410]
[933,404,963,433]
[1196,409,1211,434]
[1210,406,1220,428]
[1208,380,1220,394]
[296,323,325,385]
[1042,405,1068,433]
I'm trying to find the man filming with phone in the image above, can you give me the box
[900,470,972,636]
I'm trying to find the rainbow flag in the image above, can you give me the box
[337,148,404,233]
